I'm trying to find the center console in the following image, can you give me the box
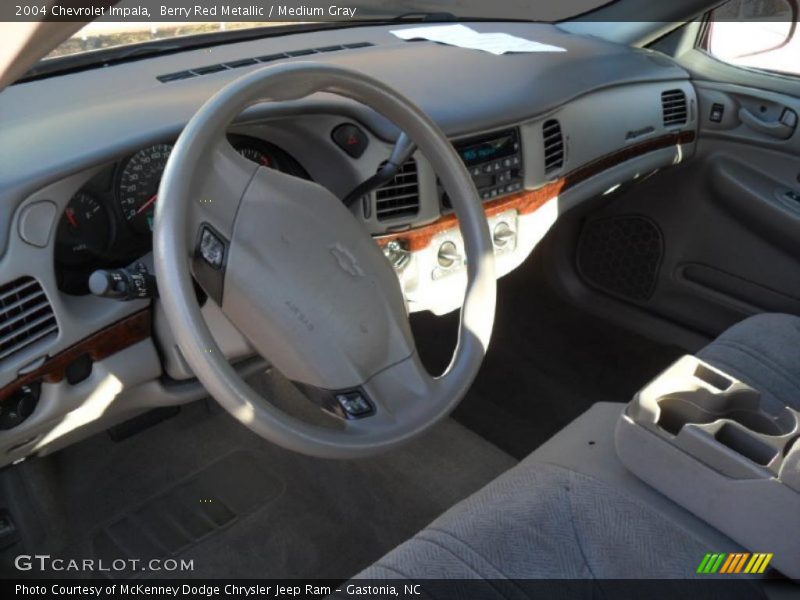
[616,355,800,579]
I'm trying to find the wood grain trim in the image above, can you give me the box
[375,130,695,252]
[0,309,151,403]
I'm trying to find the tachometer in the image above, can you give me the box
[235,144,274,167]
[228,134,310,179]
[55,192,111,265]
[118,143,173,235]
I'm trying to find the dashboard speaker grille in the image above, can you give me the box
[0,277,58,363]
[543,119,565,175]
[577,216,664,303]
[375,159,420,222]
[662,89,688,127]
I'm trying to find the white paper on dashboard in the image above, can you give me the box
[391,24,566,55]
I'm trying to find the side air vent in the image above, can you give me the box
[375,160,419,222]
[0,277,58,363]
[543,119,565,175]
[662,89,688,127]
[157,42,375,83]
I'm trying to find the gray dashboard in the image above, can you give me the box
[0,21,698,465]
[0,22,688,251]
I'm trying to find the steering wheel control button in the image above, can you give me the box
[335,391,374,419]
[199,227,225,269]
[332,123,369,158]
[192,225,228,305]
[18,201,57,247]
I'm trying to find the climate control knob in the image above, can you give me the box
[493,222,515,248]
[437,241,461,268]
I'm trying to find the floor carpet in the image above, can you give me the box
[8,397,514,580]
[411,253,683,459]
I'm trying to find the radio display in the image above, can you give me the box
[456,130,518,167]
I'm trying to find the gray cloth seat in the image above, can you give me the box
[353,314,799,587]
[356,461,712,580]
[697,313,800,413]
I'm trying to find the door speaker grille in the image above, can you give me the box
[576,216,664,302]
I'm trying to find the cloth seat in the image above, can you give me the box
[697,313,800,413]
[351,314,799,590]
[355,461,713,580]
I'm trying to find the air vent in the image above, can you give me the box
[662,89,688,127]
[375,160,419,222]
[543,119,564,175]
[157,42,375,83]
[0,277,58,363]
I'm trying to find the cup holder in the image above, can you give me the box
[657,393,794,437]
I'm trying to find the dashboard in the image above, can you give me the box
[54,134,308,294]
[0,21,699,466]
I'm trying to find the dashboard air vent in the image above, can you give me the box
[543,119,564,175]
[662,89,688,127]
[158,42,375,83]
[0,277,57,363]
[375,160,419,222]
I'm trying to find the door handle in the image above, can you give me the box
[738,107,797,140]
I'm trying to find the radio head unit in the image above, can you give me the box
[443,128,524,207]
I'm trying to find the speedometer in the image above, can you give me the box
[118,143,173,235]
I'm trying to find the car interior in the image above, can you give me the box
[0,0,799,593]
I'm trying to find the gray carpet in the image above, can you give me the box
[411,252,683,459]
[13,387,514,579]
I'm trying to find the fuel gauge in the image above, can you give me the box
[55,192,111,266]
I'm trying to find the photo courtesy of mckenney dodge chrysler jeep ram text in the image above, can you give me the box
[0,0,798,597]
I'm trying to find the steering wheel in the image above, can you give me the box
[154,63,496,459]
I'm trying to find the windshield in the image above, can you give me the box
[41,0,617,61]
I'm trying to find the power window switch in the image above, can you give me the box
[710,103,725,123]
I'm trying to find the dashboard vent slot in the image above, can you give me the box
[158,42,375,83]
[375,160,419,222]
[662,89,688,127]
[543,119,565,174]
[0,277,58,363]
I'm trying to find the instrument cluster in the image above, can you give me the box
[55,134,308,294]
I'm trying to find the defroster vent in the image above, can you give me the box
[0,277,58,363]
[375,160,419,221]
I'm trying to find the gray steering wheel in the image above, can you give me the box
[154,63,496,459]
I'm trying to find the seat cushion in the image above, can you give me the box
[356,462,712,580]
[697,313,800,413]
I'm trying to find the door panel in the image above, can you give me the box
[544,81,800,345]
